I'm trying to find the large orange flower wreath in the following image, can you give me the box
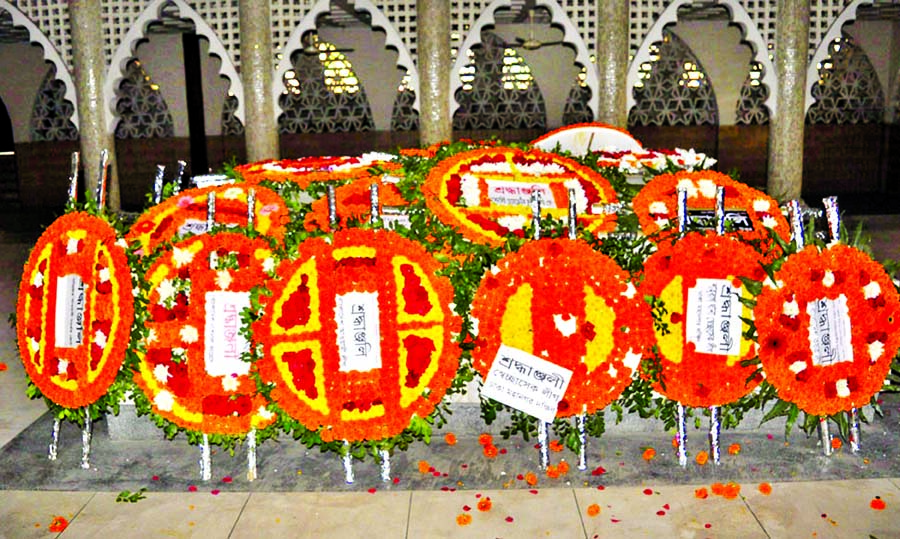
[422,147,618,246]
[234,153,401,188]
[638,232,766,407]
[16,212,134,408]
[126,184,288,256]
[755,245,900,416]
[253,228,461,442]
[470,239,653,416]
[133,232,277,435]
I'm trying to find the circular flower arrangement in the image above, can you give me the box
[253,228,460,442]
[16,212,134,408]
[470,239,653,416]
[638,232,765,408]
[133,231,277,435]
[632,171,789,251]
[126,184,289,256]
[422,147,618,246]
[755,244,900,416]
[303,175,412,232]
[234,152,401,189]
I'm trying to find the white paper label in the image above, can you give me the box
[335,291,382,372]
[807,295,853,366]
[480,344,573,423]
[381,207,411,230]
[178,219,209,236]
[685,278,742,356]
[204,291,251,376]
[54,274,85,348]
[486,180,556,208]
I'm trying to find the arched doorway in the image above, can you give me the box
[0,96,17,204]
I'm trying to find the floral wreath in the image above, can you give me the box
[253,228,461,443]
[126,184,289,256]
[132,231,277,435]
[16,212,134,409]
[470,238,653,417]
[638,232,766,408]
[531,122,643,150]
[421,147,618,246]
[593,147,715,176]
[755,244,900,416]
[303,175,412,233]
[234,152,401,189]
[632,171,789,254]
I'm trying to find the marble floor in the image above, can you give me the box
[3,217,900,538]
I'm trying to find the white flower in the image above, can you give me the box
[563,179,588,213]
[782,299,799,317]
[762,215,778,229]
[172,347,185,357]
[222,375,240,392]
[216,270,233,290]
[153,364,171,383]
[648,201,668,215]
[31,271,43,288]
[156,279,176,303]
[93,329,107,349]
[753,199,771,212]
[172,247,195,267]
[489,265,500,275]
[697,179,717,199]
[822,271,835,287]
[497,214,527,231]
[29,337,40,353]
[98,267,110,283]
[622,349,642,372]
[869,341,884,362]
[154,390,175,411]
[835,379,850,398]
[180,325,199,344]
[257,406,274,421]
[654,217,670,228]
[223,187,243,200]
[863,281,881,299]
[66,237,80,255]
[676,179,698,198]
[553,314,577,337]
[470,316,480,336]
[607,363,618,379]
[262,257,276,274]
[57,359,69,375]
[621,282,637,299]
[115,238,128,249]
[459,174,481,207]
[788,361,806,374]
[146,328,158,345]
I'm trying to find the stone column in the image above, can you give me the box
[70,0,120,210]
[416,0,452,146]
[239,0,279,162]
[767,0,809,202]
[595,0,629,127]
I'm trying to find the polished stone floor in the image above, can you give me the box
[3,214,900,537]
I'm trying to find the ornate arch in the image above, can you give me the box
[627,0,776,119]
[0,0,78,129]
[30,65,78,141]
[807,34,884,124]
[450,0,598,121]
[102,0,243,135]
[274,0,419,122]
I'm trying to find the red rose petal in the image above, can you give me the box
[463,505,471,512]
[505,516,514,523]
[517,474,525,480]
[222,476,233,483]
[705,523,712,529]
[529,489,539,495]
[393,477,400,484]
[656,510,666,516]
[643,488,653,496]
[611,518,621,523]
[596,485,605,491]
[151,475,159,481]
[591,466,606,476]
[367,488,377,494]
[500,448,508,454]
[663,504,670,510]
[211,489,220,495]
[188,485,197,492]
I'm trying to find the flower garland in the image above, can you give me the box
[531,122,643,152]
[132,232,277,435]
[593,147,716,176]
[470,238,653,417]
[632,171,789,253]
[16,212,134,408]
[303,175,412,232]
[638,232,765,408]
[421,147,618,246]
[234,152,401,189]
[253,228,461,442]
[755,244,900,416]
[126,184,289,256]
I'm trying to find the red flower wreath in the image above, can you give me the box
[422,147,618,246]
[16,212,134,408]
[755,245,900,416]
[133,232,277,435]
[234,153,401,189]
[632,171,789,255]
[253,228,461,442]
[303,175,412,232]
[470,239,654,417]
[638,232,766,407]
[126,184,288,256]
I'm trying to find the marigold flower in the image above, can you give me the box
[444,433,457,446]
[758,483,772,496]
[525,472,538,486]
[456,513,472,526]
[831,438,842,450]
[478,433,493,446]
[642,447,656,461]
[721,482,741,499]
[871,497,886,510]
[418,460,430,474]
[557,461,570,475]
[477,497,492,512]
[48,516,68,533]
[483,444,498,458]
[728,443,741,455]
[0,362,7,372]
[586,503,601,517]
[549,439,564,452]
[694,487,709,499]
[695,451,709,466]
[710,483,725,496]
[546,465,560,479]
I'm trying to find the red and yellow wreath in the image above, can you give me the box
[755,244,900,416]
[421,147,618,246]
[133,232,277,435]
[234,153,401,189]
[126,184,288,256]
[632,171,789,252]
[638,232,766,407]
[303,175,412,232]
[253,228,461,442]
[16,212,134,408]
[470,239,653,416]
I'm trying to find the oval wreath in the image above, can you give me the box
[133,231,277,435]
[638,232,766,408]
[755,244,900,416]
[470,239,653,417]
[253,228,461,442]
[422,147,618,246]
[125,184,289,256]
[16,212,134,408]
